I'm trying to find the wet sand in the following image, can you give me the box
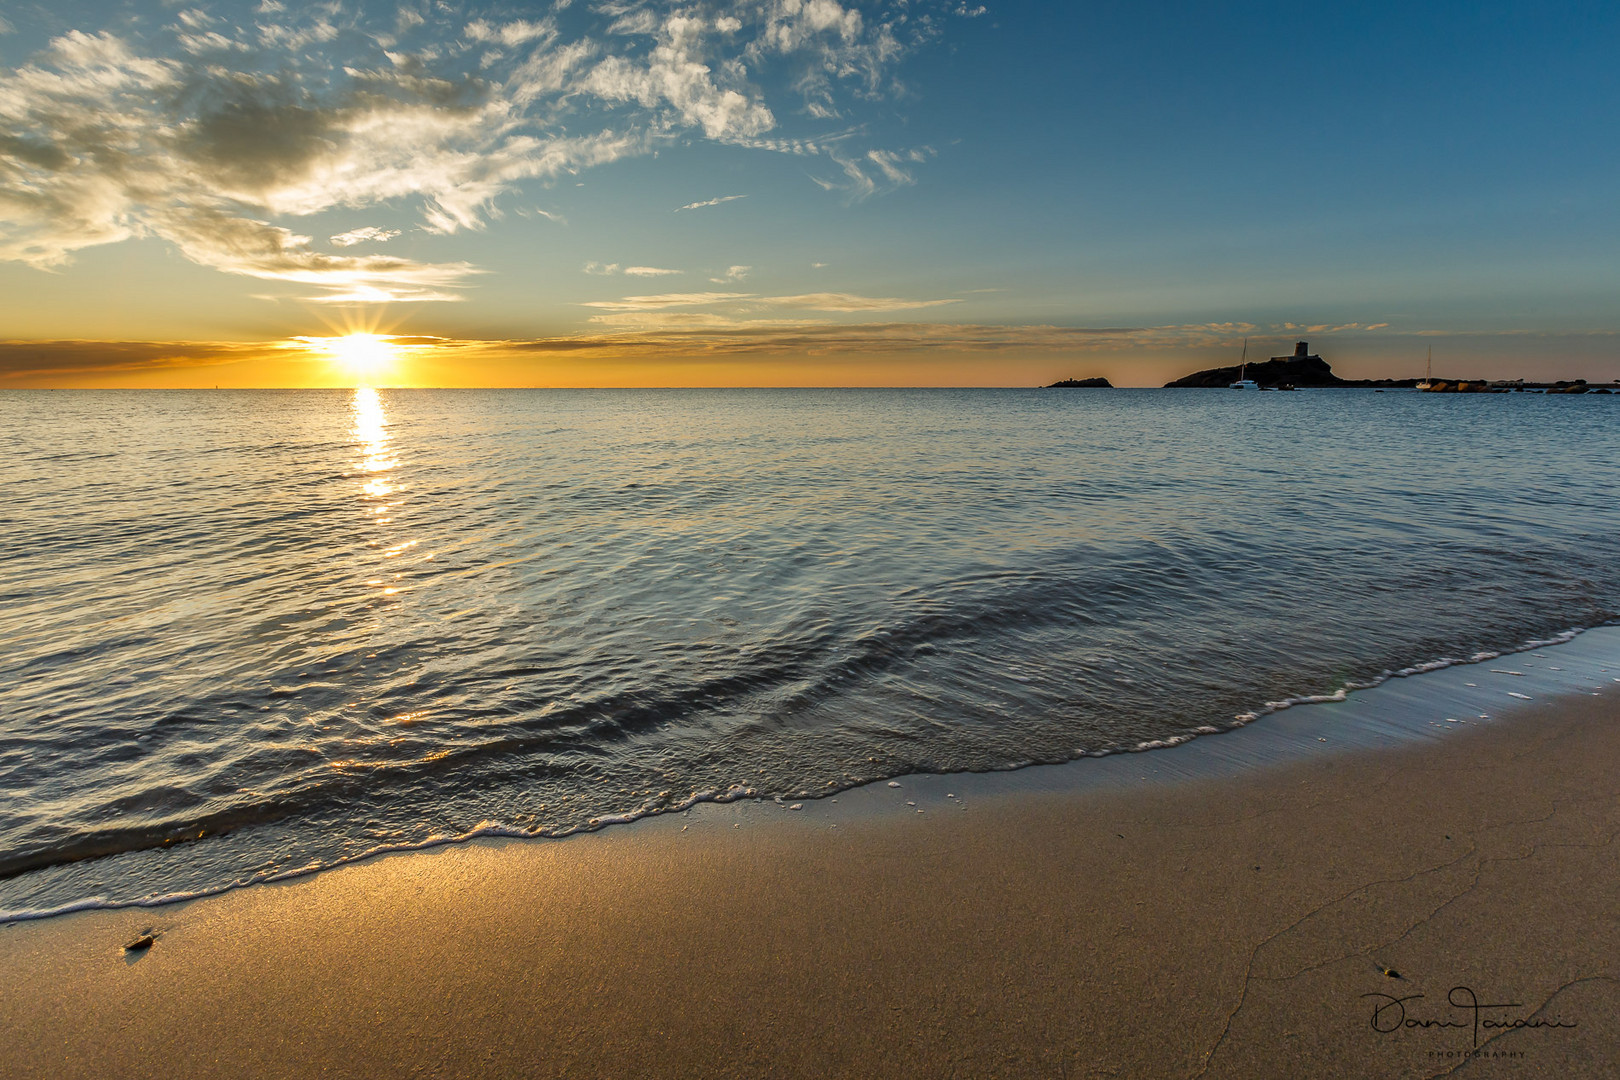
[3,691,1618,1079]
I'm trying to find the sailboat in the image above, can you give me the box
[1229,338,1259,389]
[1416,347,1434,391]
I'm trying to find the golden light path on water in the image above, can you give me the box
[352,385,396,503]
[351,386,413,603]
[321,387,432,772]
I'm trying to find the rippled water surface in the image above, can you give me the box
[4,387,1619,913]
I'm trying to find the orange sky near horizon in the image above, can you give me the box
[2,329,1616,390]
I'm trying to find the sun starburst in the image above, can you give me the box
[290,332,405,384]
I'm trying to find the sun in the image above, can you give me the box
[305,333,402,383]
[285,333,401,383]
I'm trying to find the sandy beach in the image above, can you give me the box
[4,689,1617,1079]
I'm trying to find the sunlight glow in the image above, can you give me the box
[288,331,408,384]
[327,333,400,380]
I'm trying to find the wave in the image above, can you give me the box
[4,623,1603,925]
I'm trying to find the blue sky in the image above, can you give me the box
[1,0,1616,385]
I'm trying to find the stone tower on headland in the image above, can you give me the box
[1271,341,1322,363]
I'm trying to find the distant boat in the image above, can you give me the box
[1416,347,1434,391]
[1229,338,1259,389]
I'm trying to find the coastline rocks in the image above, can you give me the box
[1046,377,1113,388]
[1420,380,1494,393]
[1421,380,1601,393]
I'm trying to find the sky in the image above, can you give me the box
[1,0,1617,387]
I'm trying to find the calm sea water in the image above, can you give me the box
[3,387,1618,915]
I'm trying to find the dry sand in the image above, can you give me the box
[3,692,1618,1079]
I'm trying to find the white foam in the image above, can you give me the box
[1229,628,1586,728]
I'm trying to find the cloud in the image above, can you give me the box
[465,19,556,47]
[584,310,805,331]
[812,146,933,200]
[582,290,960,315]
[749,0,897,118]
[0,3,955,299]
[583,291,752,310]
[563,321,1292,354]
[582,13,775,139]
[1280,322,1392,333]
[758,292,958,312]
[469,321,1363,357]
[710,264,751,282]
[0,339,267,379]
[584,262,681,276]
[154,205,479,302]
[329,226,401,247]
[676,194,748,212]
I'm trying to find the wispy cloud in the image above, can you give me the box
[585,262,682,277]
[1281,322,1391,333]
[542,320,1433,354]
[711,264,751,283]
[582,290,961,316]
[465,19,556,48]
[812,147,934,200]
[0,339,267,379]
[675,194,749,212]
[759,292,959,312]
[329,226,401,247]
[583,292,753,310]
[0,2,963,300]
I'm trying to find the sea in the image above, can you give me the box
[3,387,1619,918]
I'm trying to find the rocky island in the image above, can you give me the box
[1045,377,1113,388]
[1164,341,1616,392]
[1164,342,1415,389]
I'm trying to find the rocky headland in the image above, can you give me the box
[1164,342,1615,392]
[1162,355,1414,389]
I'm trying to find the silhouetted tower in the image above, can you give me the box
[1293,341,1309,358]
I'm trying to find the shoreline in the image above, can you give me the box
[4,623,1617,924]
[4,676,1619,1075]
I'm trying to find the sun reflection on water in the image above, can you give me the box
[352,386,397,503]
